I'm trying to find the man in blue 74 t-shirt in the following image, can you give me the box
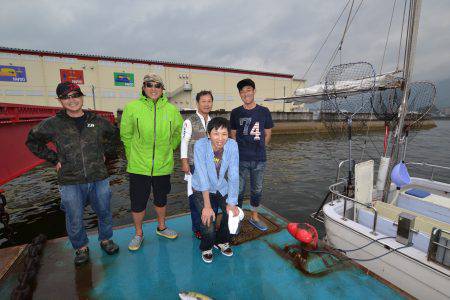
[230,78,274,231]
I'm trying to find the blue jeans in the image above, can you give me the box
[192,191,230,251]
[188,165,218,232]
[59,178,113,249]
[238,161,266,208]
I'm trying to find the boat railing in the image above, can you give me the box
[427,227,450,269]
[405,161,450,183]
[335,159,352,182]
[329,180,378,235]
[337,159,450,186]
[336,160,347,181]
[309,160,352,223]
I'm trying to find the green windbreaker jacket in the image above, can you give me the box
[120,95,183,176]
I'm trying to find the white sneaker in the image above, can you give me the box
[214,243,233,257]
[201,249,213,263]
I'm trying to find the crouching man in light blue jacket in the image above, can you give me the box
[191,117,240,263]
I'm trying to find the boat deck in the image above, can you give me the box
[0,206,404,299]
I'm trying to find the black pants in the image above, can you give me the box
[192,191,230,251]
[129,173,171,212]
[189,165,219,232]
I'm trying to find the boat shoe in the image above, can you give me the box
[128,235,144,251]
[214,243,233,257]
[249,218,268,231]
[100,240,119,255]
[156,227,178,239]
[201,249,213,263]
[74,247,90,266]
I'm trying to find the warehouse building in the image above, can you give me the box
[0,47,305,114]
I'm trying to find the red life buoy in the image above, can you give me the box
[287,222,318,249]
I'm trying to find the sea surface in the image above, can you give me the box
[1,120,449,248]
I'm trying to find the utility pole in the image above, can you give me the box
[91,85,96,110]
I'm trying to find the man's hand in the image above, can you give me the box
[56,162,62,172]
[181,159,190,174]
[201,207,215,226]
[226,204,239,217]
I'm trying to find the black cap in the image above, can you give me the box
[237,78,255,91]
[56,82,85,99]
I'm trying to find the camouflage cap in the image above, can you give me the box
[56,82,85,98]
[143,73,165,88]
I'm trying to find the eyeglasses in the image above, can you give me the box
[59,92,83,100]
[144,82,163,89]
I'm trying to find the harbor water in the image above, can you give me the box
[1,120,449,248]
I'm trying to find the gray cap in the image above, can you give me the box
[143,73,165,89]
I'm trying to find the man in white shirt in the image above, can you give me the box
[180,91,217,239]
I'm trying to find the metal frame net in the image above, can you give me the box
[319,62,377,161]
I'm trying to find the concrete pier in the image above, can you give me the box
[271,120,436,135]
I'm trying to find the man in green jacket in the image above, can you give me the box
[120,73,183,251]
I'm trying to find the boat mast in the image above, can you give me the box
[394,0,422,163]
[381,0,421,202]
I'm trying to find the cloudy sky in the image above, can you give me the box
[1,0,449,83]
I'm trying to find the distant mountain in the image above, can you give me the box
[434,78,450,109]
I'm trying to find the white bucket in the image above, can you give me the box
[375,156,391,196]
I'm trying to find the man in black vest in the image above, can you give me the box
[180,91,218,239]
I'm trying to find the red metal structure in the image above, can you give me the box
[0,102,115,186]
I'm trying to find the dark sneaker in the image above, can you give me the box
[201,249,213,263]
[100,240,119,255]
[194,231,202,240]
[74,247,90,266]
[214,242,233,257]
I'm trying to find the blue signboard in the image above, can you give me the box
[0,65,27,82]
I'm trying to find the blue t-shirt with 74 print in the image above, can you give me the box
[230,104,274,162]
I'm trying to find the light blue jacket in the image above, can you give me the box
[192,137,239,205]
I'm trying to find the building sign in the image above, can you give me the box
[0,65,27,82]
[60,69,84,84]
[114,72,134,87]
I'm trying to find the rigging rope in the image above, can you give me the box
[333,236,396,253]
[319,0,365,83]
[402,0,414,80]
[305,243,412,262]
[397,0,409,73]
[301,0,351,81]
[380,0,398,74]
[338,0,355,52]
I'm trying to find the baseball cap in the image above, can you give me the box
[237,78,255,91]
[143,73,165,89]
[56,82,85,99]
